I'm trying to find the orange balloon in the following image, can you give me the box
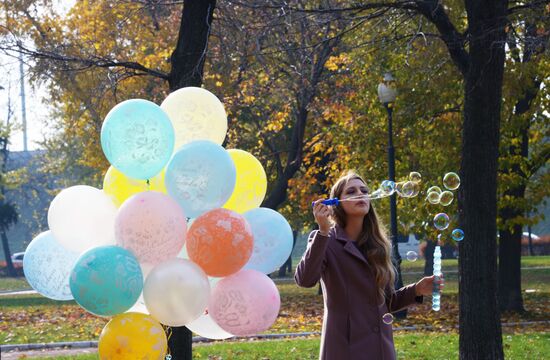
[187,208,253,277]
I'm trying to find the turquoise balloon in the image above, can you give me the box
[243,208,293,274]
[23,231,79,301]
[101,99,174,180]
[70,245,143,316]
[165,140,236,218]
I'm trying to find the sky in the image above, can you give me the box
[0,0,75,152]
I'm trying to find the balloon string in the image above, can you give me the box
[146,179,151,190]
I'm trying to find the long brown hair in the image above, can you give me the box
[330,170,396,300]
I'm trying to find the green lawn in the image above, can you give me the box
[17,332,550,359]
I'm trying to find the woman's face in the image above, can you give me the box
[340,178,370,217]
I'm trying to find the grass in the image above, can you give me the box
[17,332,550,359]
[0,276,31,291]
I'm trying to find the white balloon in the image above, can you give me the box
[48,185,117,252]
[144,258,210,326]
[160,87,227,148]
[187,313,234,340]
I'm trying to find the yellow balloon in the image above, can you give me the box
[160,87,228,149]
[223,149,267,213]
[99,312,167,360]
[103,166,166,207]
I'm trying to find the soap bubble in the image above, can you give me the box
[427,186,442,194]
[400,181,416,197]
[439,191,454,206]
[382,313,394,325]
[381,180,396,196]
[434,213,450,231]
[406,251,418,262]
[452,228,464,241]
[443,172,460,190]
[409,172,422,183]
[427,191,441,204]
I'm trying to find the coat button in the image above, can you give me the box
[372,326,380,333]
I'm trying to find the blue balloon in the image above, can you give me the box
[243,208,293,274]
[165,140,236,218]
[101,99,174,180]
[23,231,79,301]
[70,245,143,316]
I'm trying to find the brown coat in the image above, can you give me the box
[295,226,422,360]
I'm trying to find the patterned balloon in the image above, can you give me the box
[70,246,143,316]
[115,191,187,266]
[187,312,234,340]
[160,87,228,148]
[165,140,236,218]
[186,208,253,277]
[209,270,280,336]
[103,166,166,207]
[243,208,293,274]
[23,231,79,300]
[99,312,167,359]
[101,99,174,180]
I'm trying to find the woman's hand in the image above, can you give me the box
[312,199,332,235]
[415,274,445,297]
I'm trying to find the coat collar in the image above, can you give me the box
[333,225,368,265]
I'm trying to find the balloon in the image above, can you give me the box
[223,149,267,213]
[243,208,293,274]
[99,312,167,360]
[23,231,79,300]
[48,185,117,253]
[186,208,253,277]
[101,99,174,180]
[103,166,166,207]
[187,313,234,340]
[209,270,280,336]
[115,191,187,266]
[165,140,236,218]
[144,258,210,326]
[70,245,143,316]
[160,87,227,148]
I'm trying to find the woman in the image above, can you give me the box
[295,171,439,360]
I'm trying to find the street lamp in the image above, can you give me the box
[377,73,405,299]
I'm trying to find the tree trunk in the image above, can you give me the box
[167,1,216,358]
[458,1,507,359]
[1,230,16,277]
[498,225,524,312]
[168,0,216,91]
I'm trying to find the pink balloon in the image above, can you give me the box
[115,191,187,265]
[209,269,280,336]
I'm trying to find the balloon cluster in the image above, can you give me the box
[23,87,294,358]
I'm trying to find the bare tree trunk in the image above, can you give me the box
[458,1,507,358]
[168,0,216,91]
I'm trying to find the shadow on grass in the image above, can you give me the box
[0,295,76,308]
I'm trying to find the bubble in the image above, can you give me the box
[427,191,440,204]
[452,228,464,241]
[400,181,416,197]
[406,251,418,262]
[381,180,396,196]
[439,191,454,206]
[433,213,450,231]
[409,182,420,197]
[427,186,442,194]
[409,172,422,183]
[443,172,460,190]
[382,313,394,325]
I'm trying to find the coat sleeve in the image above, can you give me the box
[294,230,330,288]
[385,283,423,312]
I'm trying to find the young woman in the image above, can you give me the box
[295,171,440,360]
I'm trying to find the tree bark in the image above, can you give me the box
[168,0,216,91]
[458,1,507,358]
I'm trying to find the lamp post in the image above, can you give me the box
[377,73,405,300]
